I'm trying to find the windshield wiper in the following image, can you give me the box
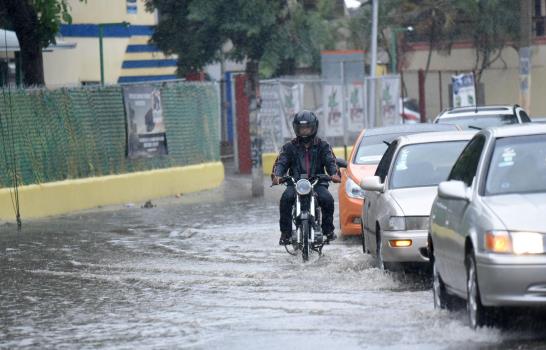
[468,125,482,130]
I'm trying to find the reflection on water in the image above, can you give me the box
[1,177,545,349]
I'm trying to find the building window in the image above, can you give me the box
[127,0,137,14]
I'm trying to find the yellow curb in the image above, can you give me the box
[0,162,224,220]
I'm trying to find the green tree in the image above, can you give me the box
[145,0,336,79]
[260,0,335,77]
[347,0,401,59]
[145,0,288,79]
[145,0,294,196]
[457,0,519,83]
[398,0,459,80]
[0,0,81,86]
[351,0,458,79]
[351,0,519,84]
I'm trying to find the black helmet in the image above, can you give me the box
[292,110,318,144]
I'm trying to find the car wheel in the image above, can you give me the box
[376,226,385,271]
[466,251,491,328]
[433,256,453,310]
[360,221,366,254]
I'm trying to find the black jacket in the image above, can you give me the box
[272,137,338,185]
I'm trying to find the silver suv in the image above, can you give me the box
[433,105,531,129]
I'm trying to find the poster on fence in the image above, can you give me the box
[123,85,168,158]
[323,84,343,137]
[452,73,476,107]
[380,76,401,126]
[258,83,283,153]
[279,83,302,139]
[347,82,366,130]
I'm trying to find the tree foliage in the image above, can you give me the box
[349,0,520,82]
[260,1,335,77]
[145,0,283,77]
[0,0,82,86]
[456,0,519,82]
[145,0,336,78]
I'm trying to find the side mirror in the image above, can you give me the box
[438,181,469,201]
[360,176,384,192]
[336,157,348,169]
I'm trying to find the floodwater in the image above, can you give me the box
[1,175,546,349]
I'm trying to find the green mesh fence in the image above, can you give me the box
[0,81,220,188]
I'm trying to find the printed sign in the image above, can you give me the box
[323,84,343,137]
[380,76,401,126]
[347,82,365,130]
[258,83,283,152]
[279,83,302,139]
[519,47,531,111]
[452,73,476,107]
[123,85,168,158]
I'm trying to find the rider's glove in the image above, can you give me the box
[330,174,341,183]
[272,175,282,186]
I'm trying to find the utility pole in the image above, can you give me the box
[98,24,105,86]
[369,0,379,127]
[98,22,129,86]
[519,0,532,112]
[247,60,264,197]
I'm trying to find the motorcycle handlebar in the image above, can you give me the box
[281,174,331,184]
[271,174,333,187]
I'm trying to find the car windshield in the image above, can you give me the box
[353,134,396,165]
[437,114,518,129]
[485,134,546,195]
[390,141,468,189]
[354,132,425,165]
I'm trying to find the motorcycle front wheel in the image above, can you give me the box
[302,220,310,262]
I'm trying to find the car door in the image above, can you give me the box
[437,135,486,290]
[364,141,398,254]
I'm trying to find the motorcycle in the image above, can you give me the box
[279,174,333,262]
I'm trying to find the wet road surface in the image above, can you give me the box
[1,175,546,349]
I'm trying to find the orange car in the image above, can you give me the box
[339,123,460,240]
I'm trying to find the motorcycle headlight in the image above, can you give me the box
[345,177,365,199]
[295,179,312,195]
[485,230,544,254]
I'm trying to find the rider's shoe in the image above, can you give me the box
[324,231,337,242]
[279,231,291,245]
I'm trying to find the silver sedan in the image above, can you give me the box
[360,131,475,270]
[429,123,546,329]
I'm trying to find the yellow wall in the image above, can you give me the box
[44,0,160,86]
[45,38,129,85]
[67,0,156,25]
[0,162,224,220]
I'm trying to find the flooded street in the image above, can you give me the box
[1,175,546,349]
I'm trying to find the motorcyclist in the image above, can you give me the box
[271,110,341,245]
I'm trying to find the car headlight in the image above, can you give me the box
[345,177,365,199]
[387,216,405,231]
[405,216,430,230]
[485,230,544,254]
[295,179,312,195]
[386,216,429,231]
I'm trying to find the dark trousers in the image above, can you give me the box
[279,185,335,234]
